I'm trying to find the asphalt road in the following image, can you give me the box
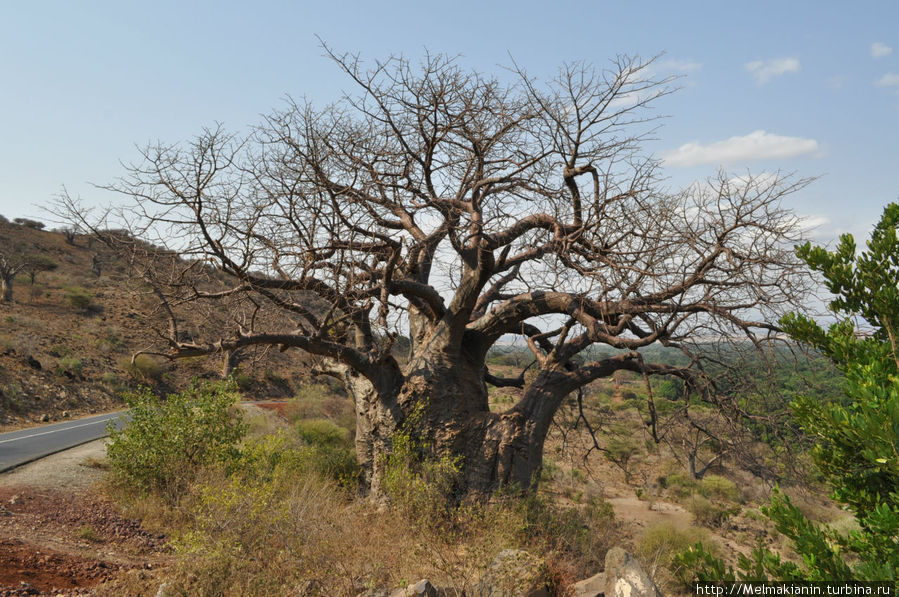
[0,412,127,473]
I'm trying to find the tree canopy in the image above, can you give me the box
[58,51,813,495]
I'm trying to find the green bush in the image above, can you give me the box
[55,356,83,377]
[296,418,349,448]
[660,472,699,499]
[698,474,741,502]
[294,418,358,487]
[64,286,95,312]
[382,403,462,521]
[637,522,717,589]
[686,495,739,528]
[118,354,164,382]
[105,380,247,501]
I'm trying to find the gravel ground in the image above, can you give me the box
[0,440,108,491]
[0,440,168,596]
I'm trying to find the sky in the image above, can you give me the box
[1,0,897,244]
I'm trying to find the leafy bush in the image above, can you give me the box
[105,380,247,500]
[698,474,741,502]
[294,418,358,487]
[382,416,462,521]
[118,354,164,382]
[63,286,95,312]
[637,522,717,590]
[660,472,699,499]
[55,356,83,377]
[686,495,739,528]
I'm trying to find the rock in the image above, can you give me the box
[603,547,662,597]
[388,579,438,597]
[477,548,550,597]
[9,494,23,505]
[62,410,70,417]
[295,580,322,594]
[22,355,41,370]
[39,413,50,422]
[571,570,606,597]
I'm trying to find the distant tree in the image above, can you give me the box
[13,218,45,230]
[62,227,78,245]
[25,254,58,285]
[0,251,59,303]
[0,253,26,302]
[1,219,59,302]
[58,51,812,498]
[679,203,899,582]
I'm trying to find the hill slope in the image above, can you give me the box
[0,218,308,429]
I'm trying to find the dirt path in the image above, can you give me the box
[0,441,168,596]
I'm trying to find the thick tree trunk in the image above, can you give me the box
[1,275,12,302]
[348,336,553,499]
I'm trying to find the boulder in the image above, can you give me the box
[477,548,550,597]
[570,570,606,597]
[603,547,662,597]
[388,579,438,597]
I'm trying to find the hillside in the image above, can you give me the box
[0,218,310,429]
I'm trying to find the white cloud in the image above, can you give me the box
[728,172,778,189]
[657,59,702,73]
[871,42,893,58]
[663,130,820,167]
[799,214,831,231]
[745,57,800,84]
[876,73,899,87]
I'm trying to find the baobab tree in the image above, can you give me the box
[58,51,811,497]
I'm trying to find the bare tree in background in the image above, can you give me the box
[57,50,812,497]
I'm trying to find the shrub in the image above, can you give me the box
[231,370,253,391]
[286,383,354,430]
[55,356,83,377]
[686,495,739,528]
[603,434,641,482]
[63,286,95,312]
[105,380,247,501]
[382,420,462,521]
[637,522,717,591]
[698,474,741,502]
[77,525,103,543]
[296,417,349,448]
[660,472,699,499]
[118,354,164,382]
[294,418,359,487]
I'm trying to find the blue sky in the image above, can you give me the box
[2,1,897,243]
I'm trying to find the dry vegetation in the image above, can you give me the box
[0,222,846,595]
[0,220,310,429]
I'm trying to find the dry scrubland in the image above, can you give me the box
[0,223,848,595]
[84,372,846,596]
[0,219,313,430]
